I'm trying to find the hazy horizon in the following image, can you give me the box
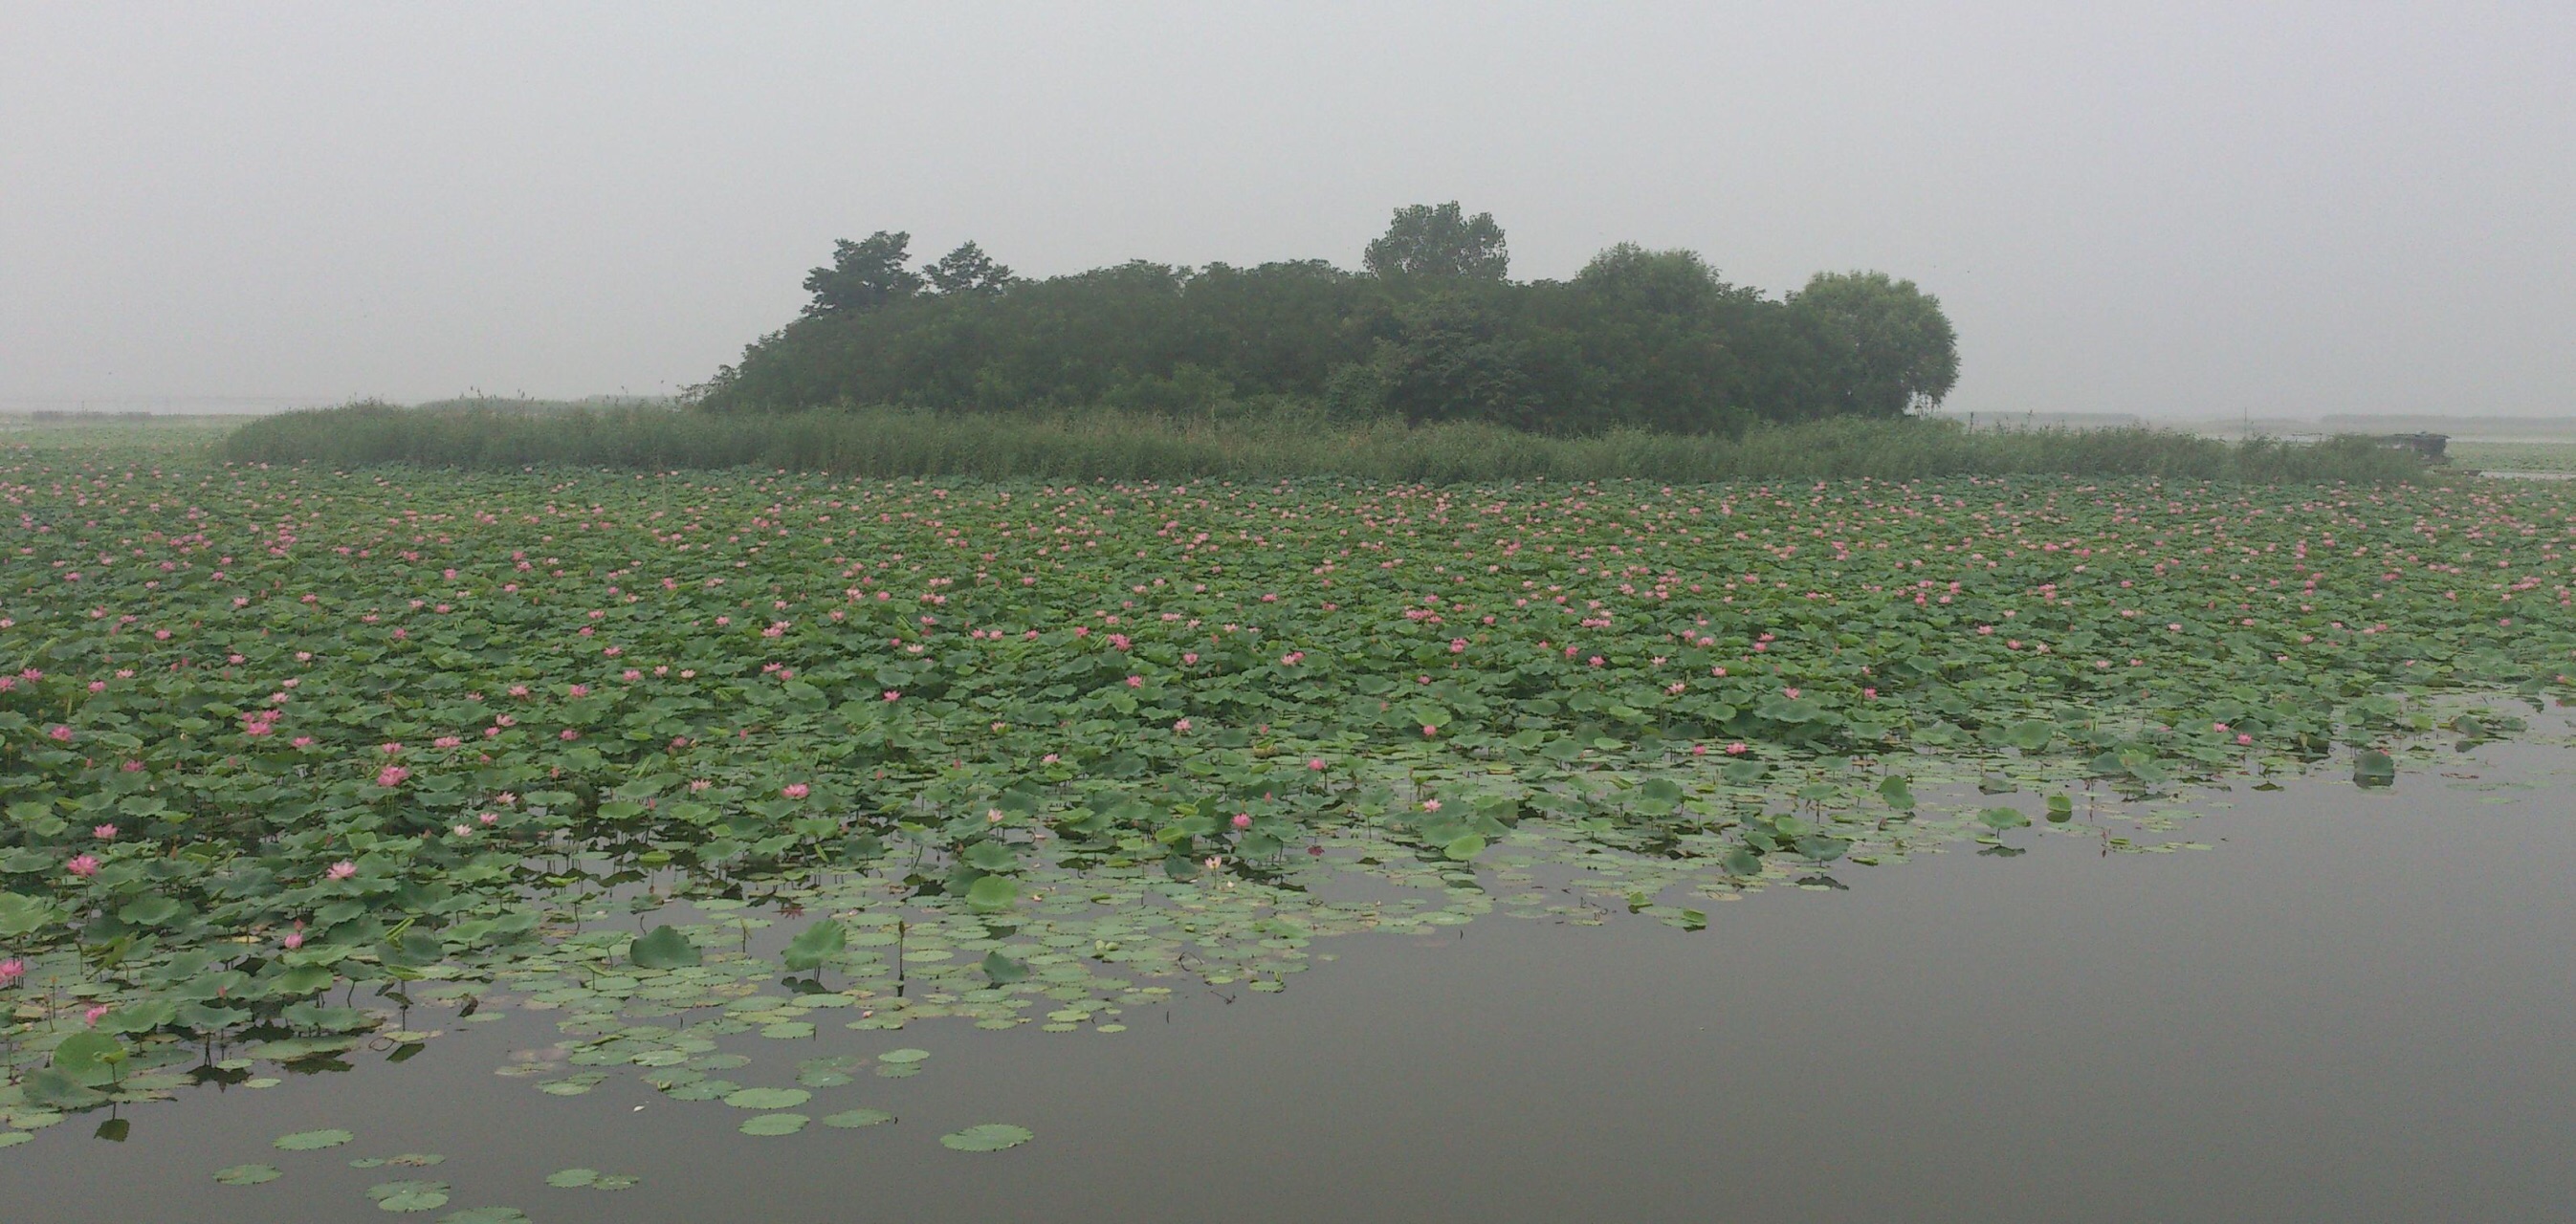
[5,4,2570,418]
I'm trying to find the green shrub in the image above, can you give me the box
[222,403,2435,485]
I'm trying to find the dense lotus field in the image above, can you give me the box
[4,436,2574,1160]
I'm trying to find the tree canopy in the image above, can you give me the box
[1362,202,1509,281]
[707,207,1958,434]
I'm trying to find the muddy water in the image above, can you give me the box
[11,736,2576,1223]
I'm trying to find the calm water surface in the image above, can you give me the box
[10,734,2576,1223]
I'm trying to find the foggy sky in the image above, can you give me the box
[4,2,2570,417]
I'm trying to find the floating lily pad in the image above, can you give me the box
[722,1087,811,1110]
[821,1108,894,1128]
[275,1129,356,1151]
[739,1113,810,1136]
[939,1124,1033,1152]
[352,1153,445,1169]
[544,1168,598,1189]
[214,1163,281,1185]
[367,1179,451,1213]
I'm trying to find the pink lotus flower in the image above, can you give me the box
[1173,719,1191,732]
[559,729,580,741]
[1126,675,1143,688]
[433,735,462,749]
[46,725,73,743]
[376,764,410,787]
[1725,742,1749,755]
[884,690,901,702]
[0,958,25,986]
[1420,724,1438,737]
[92,824,116,840]
[1308,757,1327,771]
[83,1005,110,1025]
[782,783,810,799]
[1231,813,1253,830]
[282,930,303,950]
[326,860,357,880]
[66,854,99,877]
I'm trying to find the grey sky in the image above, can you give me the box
[4,2,2570,417]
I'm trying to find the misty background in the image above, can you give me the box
[3,2,2570,420]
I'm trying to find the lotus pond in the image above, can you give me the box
[6,430,2576,1219]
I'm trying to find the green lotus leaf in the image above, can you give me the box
[275,1129,356,1151]
[738,1113,809,1136]
[781,920,847,972]
[366,1179,450,1213]
[939,1124,1033,1152]
[722,1087,810,1110]
[980,950,1029,984]
[628,926,701,970]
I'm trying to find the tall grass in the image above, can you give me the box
[220,402,2435,485]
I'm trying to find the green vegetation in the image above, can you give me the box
[0,426,2549,1166]
[224,403,2433,484]
[695,204,1959,434]
[2452,440,2576,473]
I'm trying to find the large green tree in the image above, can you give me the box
[924,241,1018,295]
[1362,202,1509,281]
[803,231,925,316]
[1787,272,1960,416]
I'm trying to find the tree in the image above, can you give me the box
[803,231,924,316]
[1362,202,1508,281]
[1787,272,1959,416]
[1366,291,1537,427]
[924,241,1018,296]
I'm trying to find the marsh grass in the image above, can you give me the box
[221,401,2433,484]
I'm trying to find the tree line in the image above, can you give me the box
[695,203,1959,434]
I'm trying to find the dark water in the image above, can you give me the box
[11,739,2576,1223]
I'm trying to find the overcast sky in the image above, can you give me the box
[4,2,2570,417]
